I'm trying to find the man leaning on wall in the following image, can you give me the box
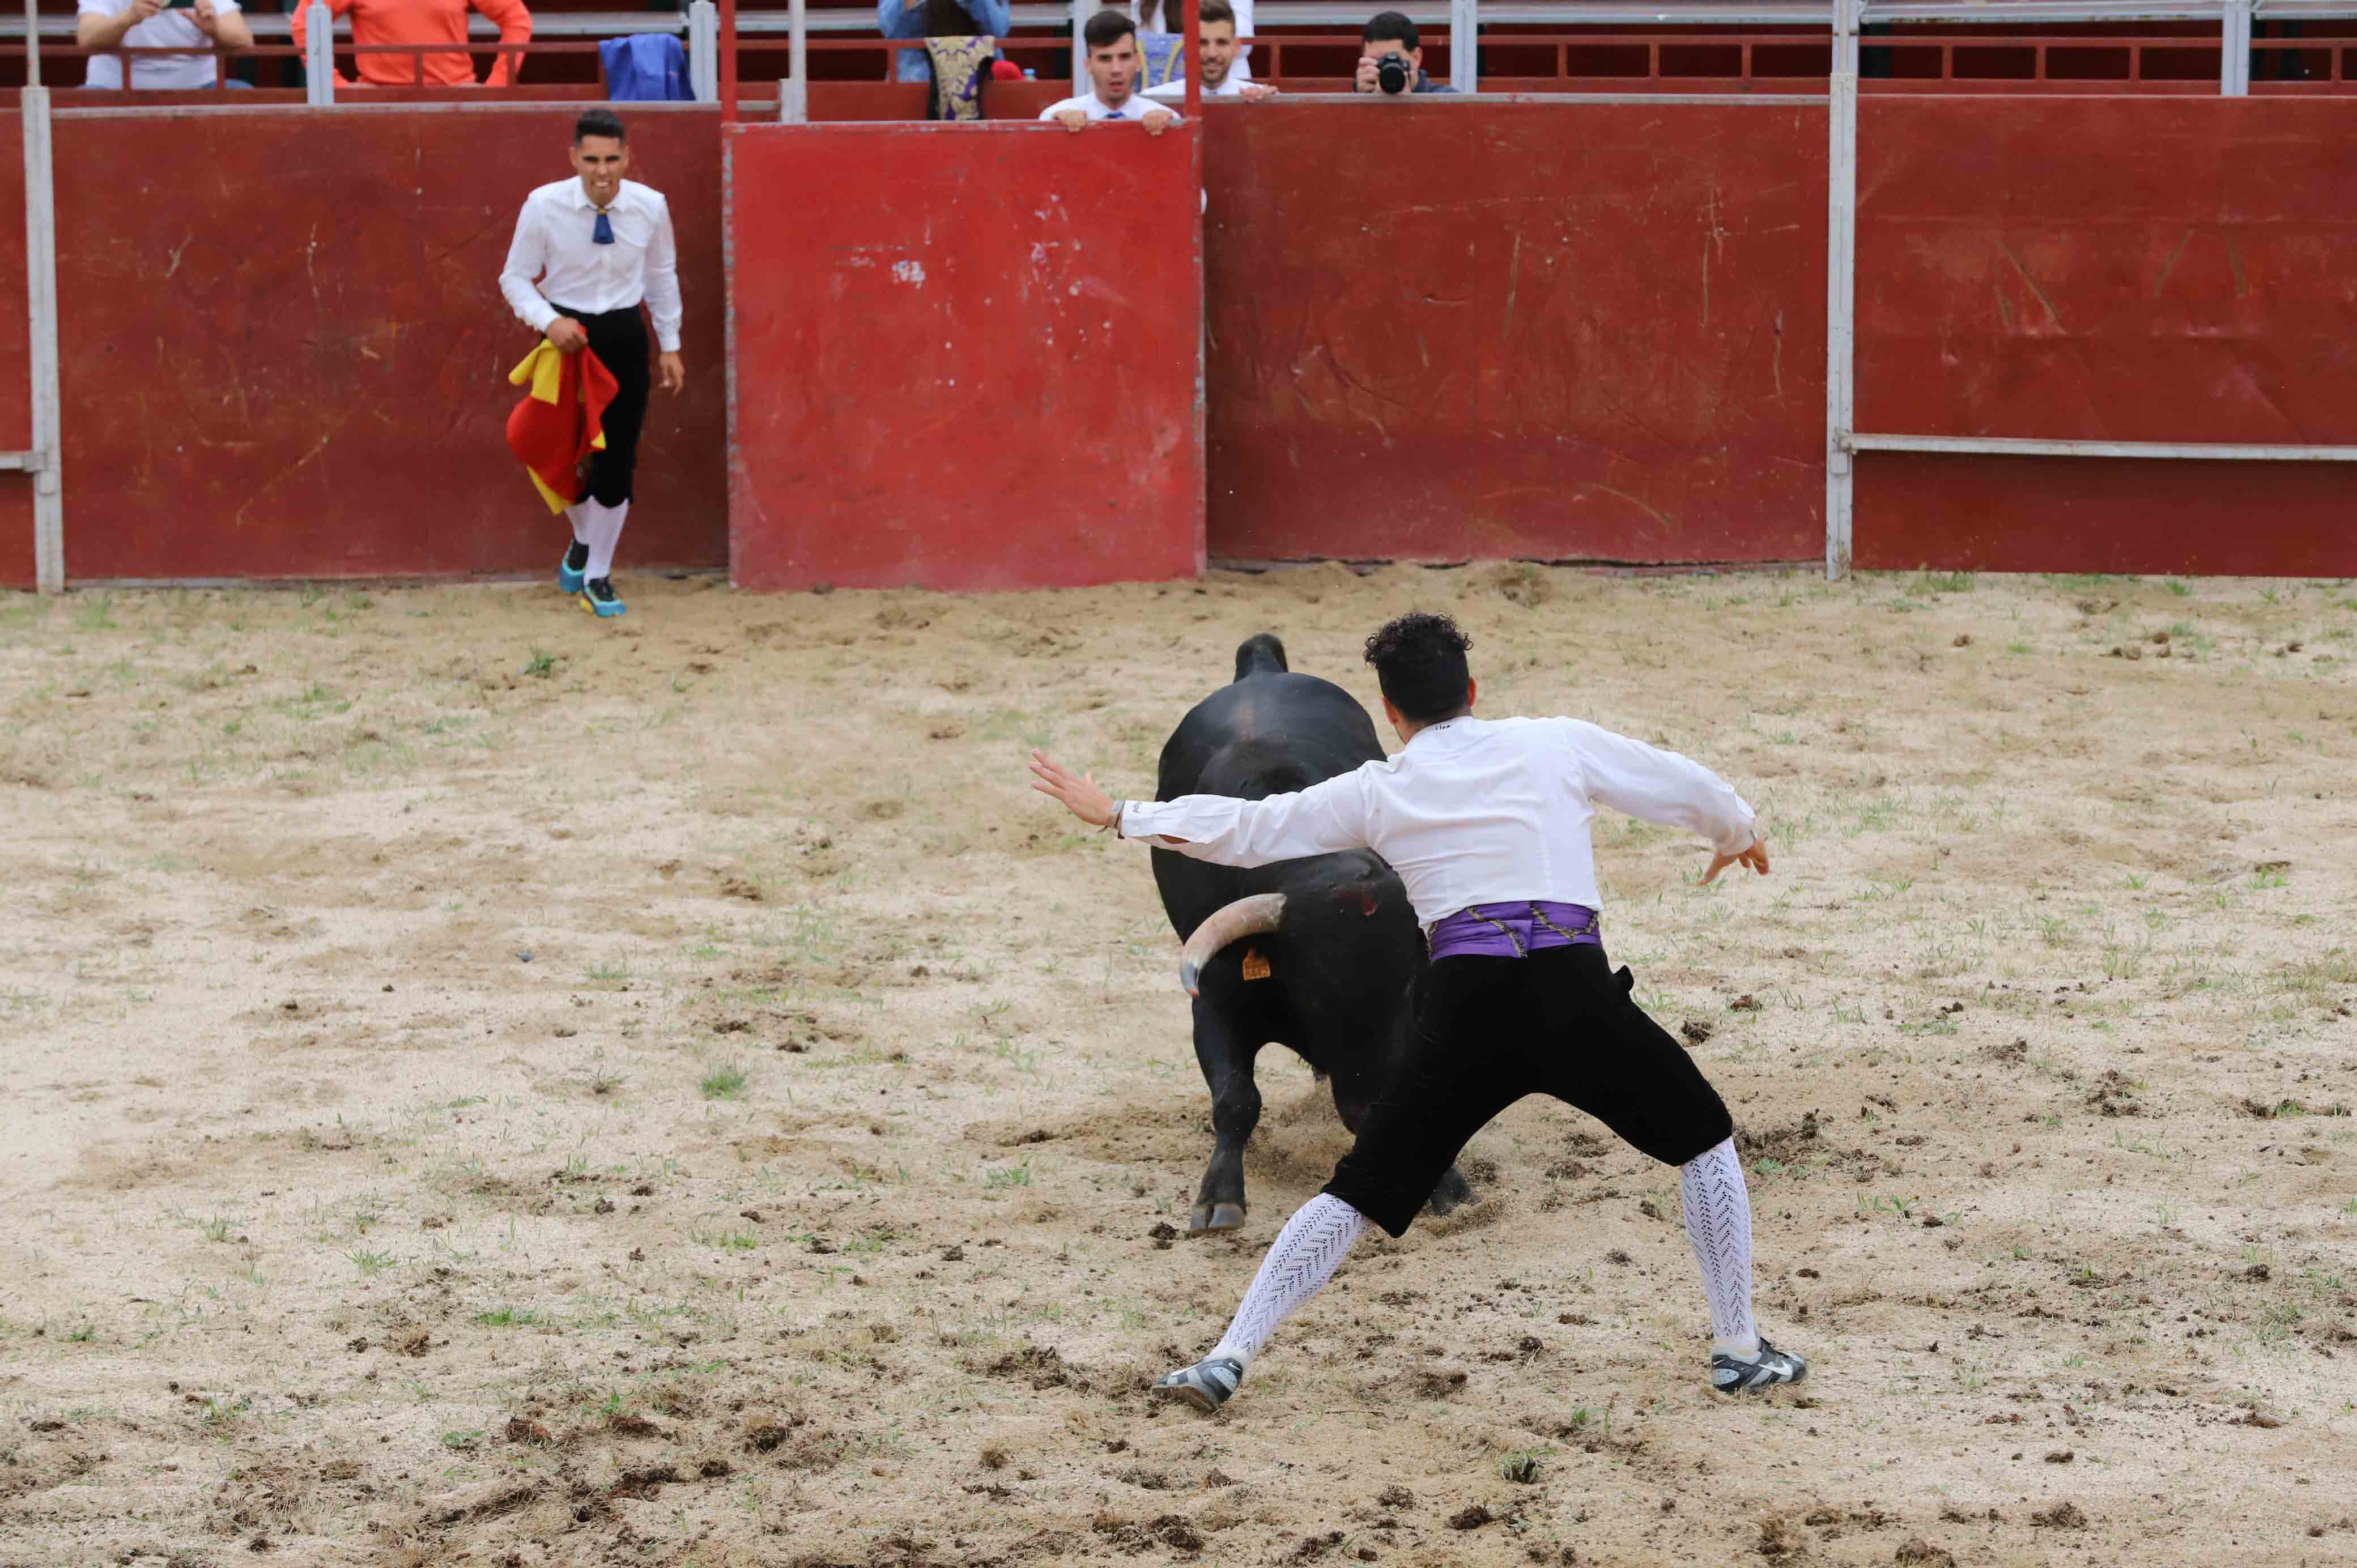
[1041,11,1180,133]
[291,0,534,89]
[78,0,253,91]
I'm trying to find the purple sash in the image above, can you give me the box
[1428,901,1602,961]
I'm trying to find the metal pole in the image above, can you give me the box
[23,0,61,594]
[2222,0,2252,93]
[688,0,719,103]
[719,0,739,123]
[304,1,335,105]
[1449,0,1477,91]
[1823,0,1858,580]
[783,0,807,121]
[1071,0,1086,91]
[1184,0,1199,114]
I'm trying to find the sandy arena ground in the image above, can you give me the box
[1,565,2354,1568]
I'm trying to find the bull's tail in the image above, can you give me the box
[1233,634,1288,682]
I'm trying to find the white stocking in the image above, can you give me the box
[1207,1194,1369,1370]
[582,499,630,583]
[563,502,590,545]
[1679,1136,1759,1356]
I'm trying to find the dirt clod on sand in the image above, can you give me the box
[1448,1504,1495,1530]
[1757,1514,1808,1557]
[2031,1501,2090,1529]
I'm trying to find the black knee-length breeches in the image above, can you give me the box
[1324,943,1735,1238]
[552,304,650,506]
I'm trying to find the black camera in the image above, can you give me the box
[1376,51,1411,94]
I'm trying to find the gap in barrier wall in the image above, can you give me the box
[726,121,1205,594]
[23,106,727,587]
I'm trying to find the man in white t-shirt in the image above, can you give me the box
[1142,0,1274,104]
[78,0,253,91]
[1040,10,1178,134]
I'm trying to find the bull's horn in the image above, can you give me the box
[1178,893,1287,997]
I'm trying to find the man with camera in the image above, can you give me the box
[77,0,253,91]
[1353,10,1454,96]
[1142,0,1275,103]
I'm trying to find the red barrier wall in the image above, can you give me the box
[1853,95,2357,575]
[726,121,1204,591]
[1199,99,1827,565]
[36,105,726,586]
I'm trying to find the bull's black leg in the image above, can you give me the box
[1190,998,1261,1235]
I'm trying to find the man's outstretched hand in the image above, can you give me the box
[1029,750,1118,830]
[1700,836,1771,885]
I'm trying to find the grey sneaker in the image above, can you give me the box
[1154,1356,1245,1413]
[1711,1338,1808,1394]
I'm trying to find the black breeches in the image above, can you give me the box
[1324,944,1735,1238]
[555,304,650,506]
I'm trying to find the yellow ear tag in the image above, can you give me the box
[1241,949,1271,982]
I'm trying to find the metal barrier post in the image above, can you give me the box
[782,0,807,121]
[688,0,719,102]
[1071,0,1086,90]
[1824,0,1859,580]
[1449,0,1477,92]
[22,0,62,594]
[2222,0,2252,95]
[303,1,335,104]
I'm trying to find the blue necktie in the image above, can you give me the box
[1106,109,1123,120]
[592,210,614,245]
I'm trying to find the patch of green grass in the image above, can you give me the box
[1499,1446,1553,1484]
[473,1307,541,1328]
[522,650,558,679]
[2165,580,2191,597]
[700,1063,748,1101]
[1907,569,1975,595]
[346,1249,395,1277]
[984,1164,1033,1190]
[441,1429,484,1451]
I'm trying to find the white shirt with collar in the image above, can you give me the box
[1142,75,1245,103]
[79,0,241,91]
[1117,714,1758,927]
[498,177,683,353]
[1036,90,1181,123]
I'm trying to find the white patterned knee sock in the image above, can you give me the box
[564,502,590,545]
[582,499,630,583]
[1680,1137,1760,1358]
[1207,1194,1369,1370]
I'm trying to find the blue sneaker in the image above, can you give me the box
[578,578,626,619]
[558,542,589,595]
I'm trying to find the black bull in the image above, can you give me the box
[1150,633,1474,1234]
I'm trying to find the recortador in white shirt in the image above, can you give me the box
[1117,714,1758,928]
[78,0,241,91]
[497,177,683,353]
[1037,91,1181,122]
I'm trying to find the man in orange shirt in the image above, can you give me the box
[291,0,531,88]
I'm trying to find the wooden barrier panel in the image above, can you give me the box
[45,105,726,583]
[726,121,1203,592]
[1854,95,2357,575]
[1199,99,1827,565]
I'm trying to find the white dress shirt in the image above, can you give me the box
[79,0,241,91]
[1143,75,1245,102]
[1037,90,1181,122]
[1131,0,1252,80]
[498,177,683,353]
[1119,714,1758,928]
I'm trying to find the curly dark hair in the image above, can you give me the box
[1363,612,1473,723]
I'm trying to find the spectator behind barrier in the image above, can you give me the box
[879,0,1011,86]
[1136,0,1252,82]
[599,32,692,101]
[290,0,533,88]
[78,0,253,90]
[1040,11,1177,134]
[1354,10,1453,95]
[1142,0,1273,103]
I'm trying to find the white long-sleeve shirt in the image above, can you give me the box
[1117,714,1758,928]
[498,177,683,353]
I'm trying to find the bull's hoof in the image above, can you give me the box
[1189,1201,1247,1235]
[1424,1167,1475,1217]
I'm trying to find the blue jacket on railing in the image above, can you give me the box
[878,0,1013,83]
[602,34,696,101]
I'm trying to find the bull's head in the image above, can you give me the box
[1177,893,1287,997]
